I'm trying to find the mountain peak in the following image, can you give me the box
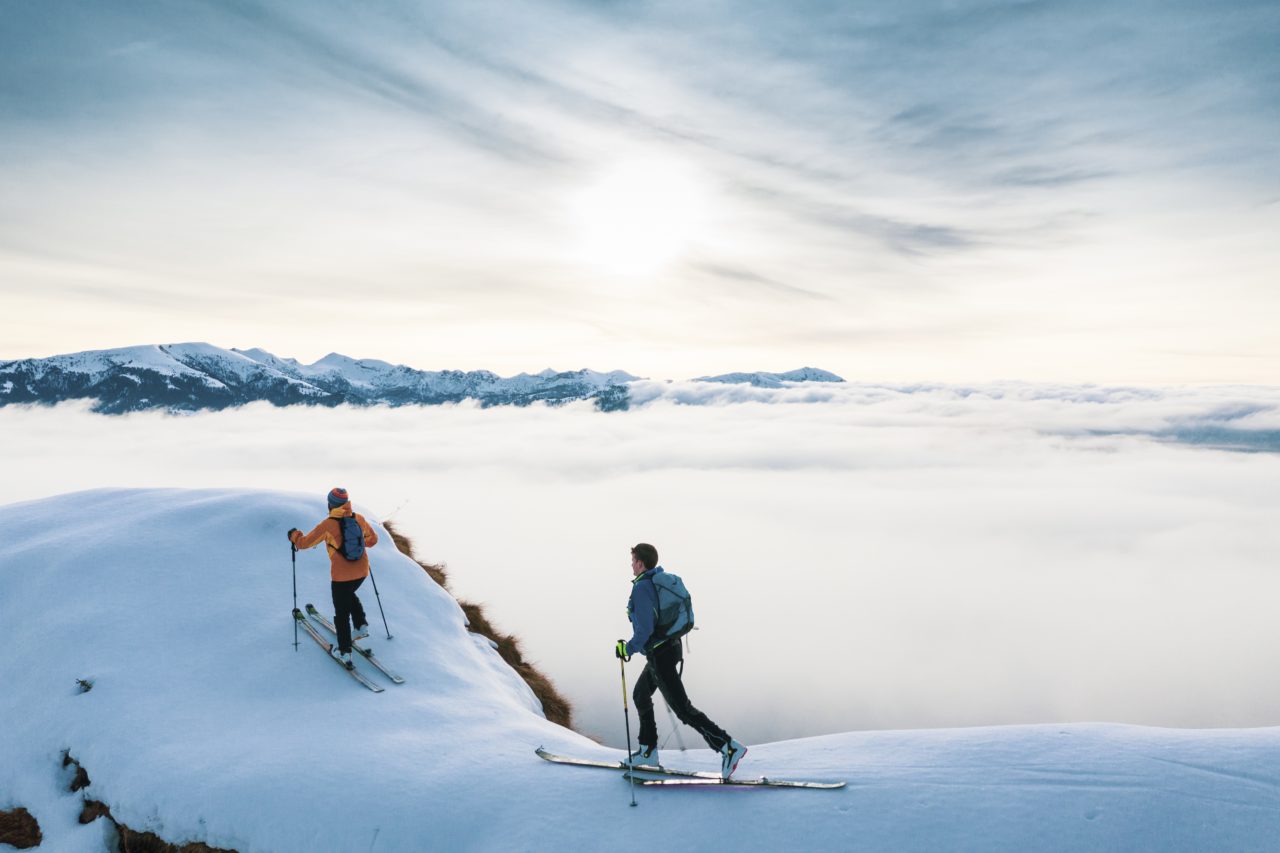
[693,368,846,388]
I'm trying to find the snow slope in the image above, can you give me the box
[3,489,1280,852]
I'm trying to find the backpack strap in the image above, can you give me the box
[328,515,344,555]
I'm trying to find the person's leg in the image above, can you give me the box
[650,642,731,752]
[632,661,661,751]
[349,576,368,631]
[331,580,355,653]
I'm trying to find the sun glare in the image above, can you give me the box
[570,158,709,277]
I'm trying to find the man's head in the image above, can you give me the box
[327,487,350,510]
[630,543,658,576]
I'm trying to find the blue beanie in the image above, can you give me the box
[327,487,350,509]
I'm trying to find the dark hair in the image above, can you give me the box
[631,543,659,571]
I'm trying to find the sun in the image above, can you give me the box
[569,157,709,277]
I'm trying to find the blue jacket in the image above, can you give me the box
[625,566,665,657]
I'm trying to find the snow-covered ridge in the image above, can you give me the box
[693,367,845,387]
[0,344,842,414]
[4,488,1279,852]
[0,344,648,414]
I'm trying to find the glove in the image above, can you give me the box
[287,527,300,543]
[615,639,631,662]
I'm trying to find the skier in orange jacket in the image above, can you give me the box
[289,487,379,664]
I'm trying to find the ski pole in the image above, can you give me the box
[368,565,392,640]
[662,702,688,753]
[291,544,299,651]
[661,639,689,751]
[620,656,637,807]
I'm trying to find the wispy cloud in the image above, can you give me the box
[690,261,835,302]
[214,1,569,167]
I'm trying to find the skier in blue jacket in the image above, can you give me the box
[615,542,747,779]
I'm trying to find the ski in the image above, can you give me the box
[305,604,405,684]
[536,747,844,789]
[292,609,384,693]
[535,747,728,780]
[623,772,845,790]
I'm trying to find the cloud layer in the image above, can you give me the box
[5,385,1279,744]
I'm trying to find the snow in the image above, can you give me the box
[7,344,641,397]
[1,343,321,394]
[694,368,845,388]
[525,368,641,388]
[171,345,639,400]
[4,488,1280,852]
[233,347,303,373]
[582,368,643,387]
[161,344,324,393]
[299,353,401,389]
[15,344,213,383]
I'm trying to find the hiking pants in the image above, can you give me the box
[331,577,368,653]
[634,640,731,753]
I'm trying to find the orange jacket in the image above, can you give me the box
[291,506,378,582]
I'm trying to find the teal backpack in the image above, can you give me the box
[649,572,695,643]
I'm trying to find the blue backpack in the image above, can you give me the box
[649,572,695,643]
[334,515,366,561]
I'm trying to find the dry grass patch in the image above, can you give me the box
[113,826,236,853]
[80,799,112,824]
[63,751,91,792]
[383,520,574,729]
[0,807,41,849]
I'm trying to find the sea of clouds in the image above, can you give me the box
[5,381,1279,747]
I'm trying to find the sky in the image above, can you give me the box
[2,0,1278,383]
[6,388,1279,744]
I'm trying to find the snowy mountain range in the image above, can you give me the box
[0,344,844,414]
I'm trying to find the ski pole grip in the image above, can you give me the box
[619,657,629,711]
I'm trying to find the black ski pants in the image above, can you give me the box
[331,576,369,653]
[634,640,731,753]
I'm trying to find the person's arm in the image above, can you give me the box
[625,580,657,656]
[291,520,332,551]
